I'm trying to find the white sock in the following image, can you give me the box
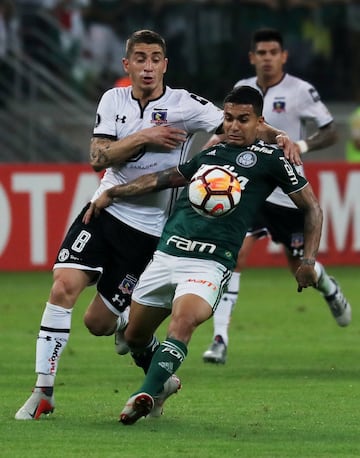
[35,302,73,387]
[115,306,130,332]
[227,271,241,293]
[314,262,336,296]
[213,272,241,346]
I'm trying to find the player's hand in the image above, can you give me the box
[295,263,318,292]
[82,192,112,224]
[276,134,303,166]
[144,126,187,150]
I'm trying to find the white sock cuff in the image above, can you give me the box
[36,373,55,387]
[46,302,73,313]
[314,262,324,281]
[116,307,130,331]
[227,271,241,292]
[41,302,73,328]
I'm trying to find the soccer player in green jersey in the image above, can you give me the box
[83,85,323,424]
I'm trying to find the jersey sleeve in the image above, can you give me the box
[180,91,223,134]
[177,154,203,180]
[296,81,333,128]
[234,77,248,88]
[233,77,257,90]
[269,150,309,195]
[93,88,118,139]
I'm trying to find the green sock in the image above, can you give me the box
[135,337,188,397]
[130,335,160,374]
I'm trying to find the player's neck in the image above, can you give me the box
[132,86,164,108]
[256,72,285,92]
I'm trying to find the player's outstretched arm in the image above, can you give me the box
[289,183,323,292]
[288,122,338,164]
[83,167,187,223]
[89,126,187,172]
[306,122,338,152]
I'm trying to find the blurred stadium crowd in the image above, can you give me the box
[0,0,359,102]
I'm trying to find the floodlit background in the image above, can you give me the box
[0,0,359,162]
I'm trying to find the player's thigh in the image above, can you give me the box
[126,251,177,345]
[173,257,231,315]
[96,217,158,315]
[168,293,213,343]
[49,268,93,307]
[167,258,232,343]
[83,292,118,334]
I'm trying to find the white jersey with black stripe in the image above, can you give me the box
[234,73,333,208]
[91,86,223,236]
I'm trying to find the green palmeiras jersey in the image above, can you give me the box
[157,140,308,270]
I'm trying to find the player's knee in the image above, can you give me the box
[50,276,78,307]
[83,311,115,336]
[50,269,92,308]
[167,316,196,344]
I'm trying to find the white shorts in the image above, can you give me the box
[132,251,232,312]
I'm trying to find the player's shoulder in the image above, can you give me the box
[100,86,132,103]
[163,86,205,104]
[104,86,131,96]
[233,76,257,89]
[285,74,326,106]
[172,87,213,104]
[284,73,315,91]
[249,140,283,160]
[163,86,192,100]
[165,87,221,119]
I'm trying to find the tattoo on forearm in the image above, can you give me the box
[90,139,112,166]
[92,147,109,165]
[156,168,186,189]
[307,123,337,151]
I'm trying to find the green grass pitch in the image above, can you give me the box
[0,267,359,458]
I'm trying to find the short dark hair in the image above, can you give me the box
[125,30,166,58]
[251,28,284,51]
[223,86,263,116]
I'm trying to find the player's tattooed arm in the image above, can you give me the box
[155,167,188,190]
[290,123,337,159]
[89,137,142,171]
[108,167,187,197]
[82,167,187,223]
[306,122,338,151]
[289,184,323,292]
[89,127,187,172]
